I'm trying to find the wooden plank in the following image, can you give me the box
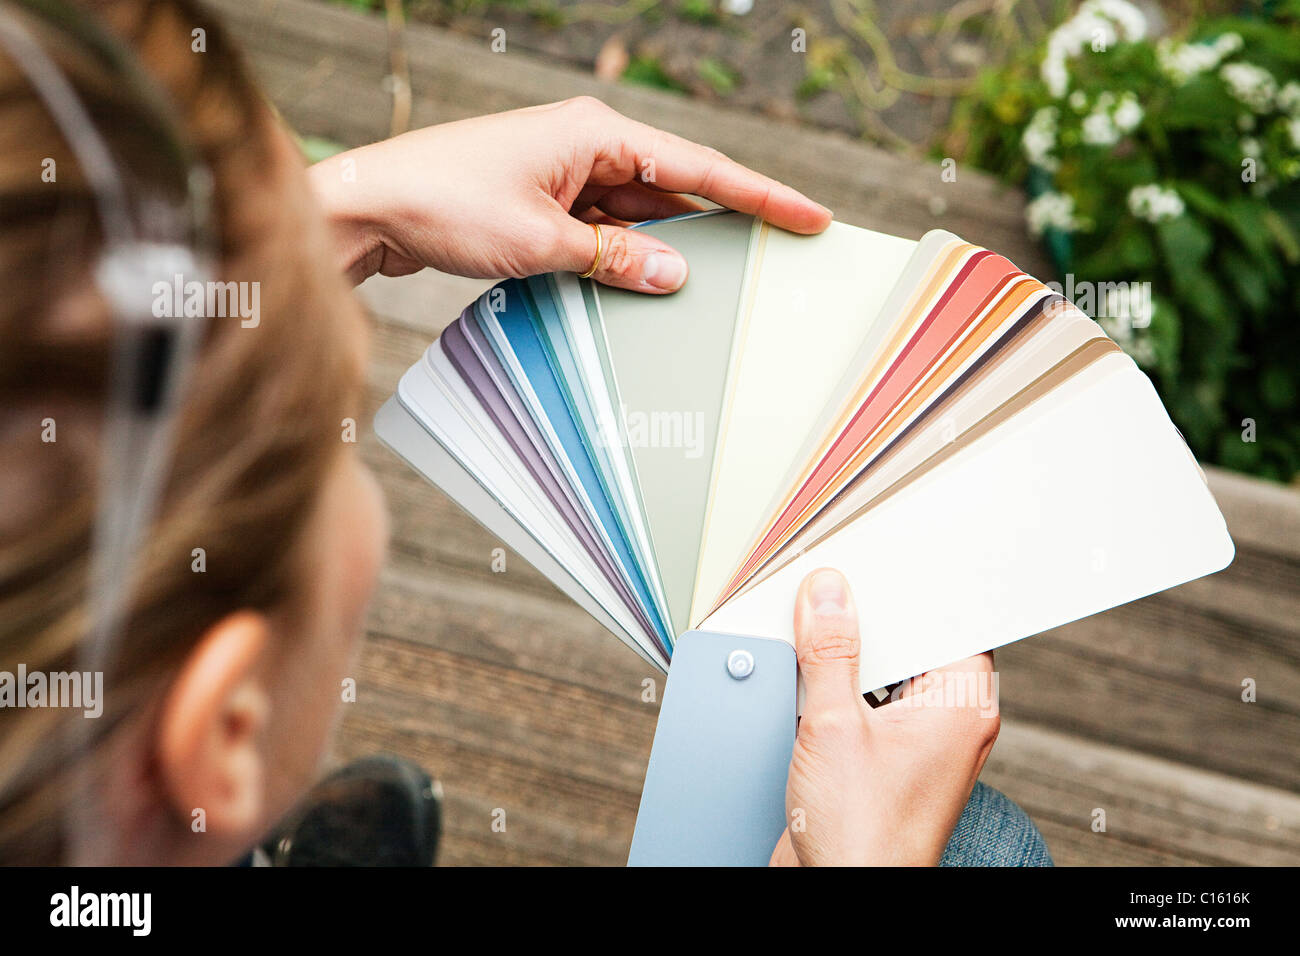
[996,587,1300,792]
[364,558,662,702]
[985,721,1300,866]
[332,627,650,866]
[357,270,490,340]
[213,0,1054,278]
[1208,467,1300,558]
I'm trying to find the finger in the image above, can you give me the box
[932,650,996,677]
[792,567,862,716]
[574,207,632,228]
[590,182,704,223]
[554,216,689,293]
[571,182,700,221]
[769,827,800,867]
[891,652,997,718]
[570,184,616,218]
[601,116,833,233]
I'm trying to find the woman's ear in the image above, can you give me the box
[155,610,272,845]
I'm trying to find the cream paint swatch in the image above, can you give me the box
[689,220,916,626]
[700,352,1235,694]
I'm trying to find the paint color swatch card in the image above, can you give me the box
[377,209,1234,693]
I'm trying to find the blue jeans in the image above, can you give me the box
[940,782,1053,866]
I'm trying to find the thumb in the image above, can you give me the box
[793,568,862,716]
[558,218,689,293]
[769,828,801,867]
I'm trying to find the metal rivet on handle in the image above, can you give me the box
[726,649,755,680]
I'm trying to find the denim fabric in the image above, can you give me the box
[940,782,1053,866]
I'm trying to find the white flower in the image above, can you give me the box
[1241,137,1261,157]
[1127,184,1185,223]
[1099,307,1154,367]
[1220,62,1277,113]
[1089,21,1120,53]
[1157,42,1217,83]
[1108,324,1157,367]
[720,0,753,14]
[1238,113,1256,131]
[1026,190,1082,236]
[1277,81,1300,115]
[1021,106,1061,171]
[1042,53,1070,98]
[1213,32,1243,56]
[1079,91,1140,145]
[1113,93,1144,132]
[1095,0,1148,40]
[1157,33,1241,85]
[1099,310,1133,345]
[1130,337,1156,367]
[1083,109,1121,145]
[1040,0,1147,98]
[1069,90,1088,112]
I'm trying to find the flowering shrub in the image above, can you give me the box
[946,0,1300,481]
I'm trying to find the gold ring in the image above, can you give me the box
[578,222,603,279]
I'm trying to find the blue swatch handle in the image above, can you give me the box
[628,630,797,866]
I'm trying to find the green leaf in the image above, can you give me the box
[797,66,835,100]
[1260,366,1298,410]
[1224,256,1272,313]
[1217,430,1263,472]
[1174,270,1230,327]
[1147,295,1182,382]
[1264,210,1300,264]
[1115,226,1156,272]
[297,135,346,164]
[1176,181,1230,223]
[1157,215,1214,284]
[1221,200,1276,262]
[622,56,687,94]
[1163,75,1234,131]
[676,0,719,25]
[696,57,739,96]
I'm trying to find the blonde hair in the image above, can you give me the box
[0,0,363,861]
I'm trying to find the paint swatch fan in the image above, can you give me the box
[375,209,1234,864]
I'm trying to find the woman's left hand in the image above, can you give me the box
[307,97,832,291]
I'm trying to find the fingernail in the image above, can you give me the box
[643,251,687,291]
[809,569,848,615]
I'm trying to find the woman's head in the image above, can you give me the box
[0,0,387,863]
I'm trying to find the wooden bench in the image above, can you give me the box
[215,0,1300,865]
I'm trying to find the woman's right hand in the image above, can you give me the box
[770,568,1001,866]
